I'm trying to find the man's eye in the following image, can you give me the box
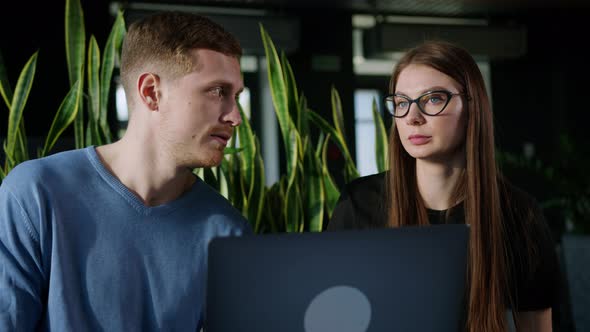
[210,87,225,98]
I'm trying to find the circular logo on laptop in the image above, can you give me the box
[303,285,371,332]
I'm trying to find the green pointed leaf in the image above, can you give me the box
[286,130,300,188]
[203,167,219,191]
[260,24,296,174]
[304,144,325,232]
[194,167,204,180]
[0,162,5,181]
[222,130,242,211]
[251,137,266,233]
[320,133,341,217]
[66,0,86,149]
[331,86,346,140]
[100,11,126,142]
[41,80,82,156]
[264,181,285,233]
[237,103,256,197]
[65,0,86,87]
[307,109,359,178]
[284,182,302,232]
[7,52,37,157]
[0,50,13,109]
[74,103,85,148]
[223,147,244,155]
[218,164,229,200]
[281,52,300,129]
[372,97,389,172]
[3,140,15,170]
[14,123,28,163]
[87,35,100,122]
[298,94,310,134]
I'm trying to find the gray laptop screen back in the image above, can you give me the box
[205,224,470,332]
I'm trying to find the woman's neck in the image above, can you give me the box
[415,159,464,211]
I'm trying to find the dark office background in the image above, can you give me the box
[1,1,589,330]
[2,0,588,171]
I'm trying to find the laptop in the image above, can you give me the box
[205,224,470,332]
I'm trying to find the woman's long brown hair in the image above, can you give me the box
[385,40,511,331]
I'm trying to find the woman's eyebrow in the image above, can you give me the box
[395,86,451,96]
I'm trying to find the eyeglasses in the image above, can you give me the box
[383,90,466,118]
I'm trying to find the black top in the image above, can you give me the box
[327,171,561,311]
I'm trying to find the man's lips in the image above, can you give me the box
[210,131,232,145]
[408,134,431,145]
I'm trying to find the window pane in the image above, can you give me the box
[354,89,381,176]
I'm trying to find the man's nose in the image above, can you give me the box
[224,100,243,127]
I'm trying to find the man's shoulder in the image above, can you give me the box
[2,148,91,193]
[8,148,87,173]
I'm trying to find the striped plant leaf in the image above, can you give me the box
[281,51,300,130]
[14,122,28,163]
[320,133,341,217]
[251,137,266,233]
[66,0,86,148]
[307,109,359,178]
[304,139,325,232]
[298,94,310,135]
[87,36,100,123]
[264,181,284,233]
[85,35,102,147]
[260,24,297,177]
[7,52,37,159]
[41,80,82,156]
[237,104,256,197]
[372,97,389,172]
[99,11,126,142]
[284,181,302,232]
[286,130,300,188]
[331,86,347,140]
[65,0,85,87]
[0,50,13,109]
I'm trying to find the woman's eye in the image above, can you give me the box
[427,93,447,104]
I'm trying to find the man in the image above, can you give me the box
[0,11,251,331]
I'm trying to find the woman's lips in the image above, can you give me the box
[408,135,431,145]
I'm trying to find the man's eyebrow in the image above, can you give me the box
[206,79,243,91]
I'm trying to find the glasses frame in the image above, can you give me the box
[384,90,466,118]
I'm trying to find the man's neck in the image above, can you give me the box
[95,136,196,207]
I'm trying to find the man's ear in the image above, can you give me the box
[137,72,160,111]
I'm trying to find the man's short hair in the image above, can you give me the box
[120,11,242,99]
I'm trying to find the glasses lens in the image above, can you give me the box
[418,91,450,115]
[384,97,395,115]
[393,96,411,116]
[385,96,400,116]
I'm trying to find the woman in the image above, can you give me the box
[328,40,561,331]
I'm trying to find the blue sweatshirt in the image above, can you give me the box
[0,147,251,331]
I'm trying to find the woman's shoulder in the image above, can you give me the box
[498,177,541,210]
[498,176,549,240]
[328,172,388,230]
[499,177,562,311]
[344,171,387,197]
